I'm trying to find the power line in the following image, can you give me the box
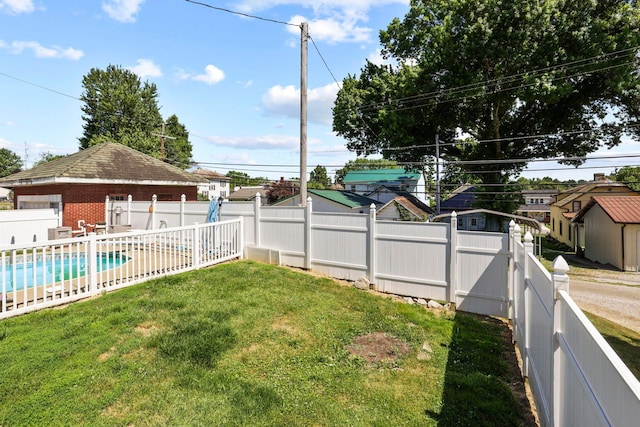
[184,0,299,27]
[0,71,80,100]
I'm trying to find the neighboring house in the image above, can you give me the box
[273,189,382,214]
[227,186,268,203]
[572,196,640,271]
[342,168,428,204]
[516,189,558,223]
[0,142,208,231]
[192,168,230,201]
[549,173,639,249]
[439,184,476,214]
[376,193,434,221]
[432,208,542,234]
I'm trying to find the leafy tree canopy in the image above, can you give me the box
[32,152,65,168]
[612,166,640,192]
[333,0,640,213]
[0,148,22,178]
[309,165,331,189]
[226,171,269,189]
[79,65,193,168]
[163,114,193,169]
[266,179,299,204]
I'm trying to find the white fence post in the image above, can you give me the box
[104,195,110,229]
[254,193,261,247]
[552,255,570,427]
[193,223,201,270]
[151,194,157,230]
[58,201,63,227]
[127,195,132,226]
[448,211,458,303]
[508,220,516,325]
[368,203,377,284]
[88,232,98,295]
[305,197,312,270]
[516,226,528,376]
[180,194,186,227]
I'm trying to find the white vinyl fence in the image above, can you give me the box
[0,218,243,319]
[0,209,60,245]
[511,229,640,427]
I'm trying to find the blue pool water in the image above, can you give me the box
[2,252,128,292]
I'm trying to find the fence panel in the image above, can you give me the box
[556,291,640,427]
[455,231,509,317]
[0,209,59,245]
[311,212,370,281]
[375,221,450,300]
[258,207,306,267]
[525,253,554,426]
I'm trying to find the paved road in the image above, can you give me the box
[564,257,640,333]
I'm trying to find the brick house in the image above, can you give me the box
[0,142,207,231]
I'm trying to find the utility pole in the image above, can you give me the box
[435,132,441,215]
[153,122,176,161]
[24,142,29,169]
[299,22,308,207]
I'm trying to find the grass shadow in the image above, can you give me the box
[426,312,538,427]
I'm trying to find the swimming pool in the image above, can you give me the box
[2,252,129,292]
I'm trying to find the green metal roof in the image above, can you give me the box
[307,189,379,208]
[342,168,420,184]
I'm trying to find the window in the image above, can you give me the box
[470,218,477,227]
[221,182,227,188]
[350,185,356,191]
[110,194,126,201]
[220,190,227,198]
[572,201,581,212]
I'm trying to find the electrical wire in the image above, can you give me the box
[183,0,299,27]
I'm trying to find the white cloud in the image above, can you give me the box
[128,59,162,79]
[261,83,340,126]
[176,65,225,85]
[0,0,35,14]
[238,0,407,43]
[4,41,84,60]
[367,48,388,66]
[287,14,371,44]
[102,0,145,23]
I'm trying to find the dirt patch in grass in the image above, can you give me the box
[346,332,411,366]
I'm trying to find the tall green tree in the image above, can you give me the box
[612,166,640,192]
[227,171,269,189]
[309,165,331,189]
[333,0,640,213]
[0,148,22,177]
[79,65,192,167]
[162,114,193,169]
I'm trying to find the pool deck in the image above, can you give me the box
[1,243,196,314]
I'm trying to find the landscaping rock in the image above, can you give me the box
[416,298,428,305]
[427,299,443,309]
[354,276,370,290]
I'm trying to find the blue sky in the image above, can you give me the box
[1,0,638,183]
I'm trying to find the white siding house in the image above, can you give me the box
[192,168,230,201]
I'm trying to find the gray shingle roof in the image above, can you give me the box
[0,142,208,186]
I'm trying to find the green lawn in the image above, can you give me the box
[584,311,640,381]
[0,261,530,426]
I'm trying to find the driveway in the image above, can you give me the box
[562,255,640,333]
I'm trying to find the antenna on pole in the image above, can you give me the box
[153,122,176,161]
[299,22,308,207]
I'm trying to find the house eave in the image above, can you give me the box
[3,177,202,187]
